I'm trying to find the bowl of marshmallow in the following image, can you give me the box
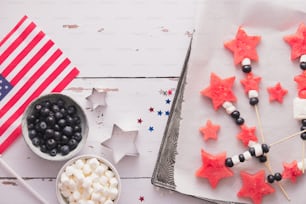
[56,154,121,204]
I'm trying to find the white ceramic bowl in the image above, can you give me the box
[56,154,121,204]
[21,93,89,161]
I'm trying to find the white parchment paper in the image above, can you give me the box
[174,1,306,203]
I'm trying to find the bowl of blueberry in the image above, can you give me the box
[21,93,89,161]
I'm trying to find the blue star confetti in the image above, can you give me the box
[166,98,171,104]
[157,110,163,116]
[165,110,170,116]
[148,126,154,132]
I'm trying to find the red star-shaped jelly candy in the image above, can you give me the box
[236,125,258,147]
[199,120,220,141]
[282,160,303,183]
[238,170,275,204]
[284,23,306,60]
[240,73,261,93]
[201,73,236,110]
[294,71,306,98]
[224,27,261,65]
[195,149,233,188]
[267,82,288,103]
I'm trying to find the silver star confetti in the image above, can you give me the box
[86,88,107,110]
[101,124,139,163]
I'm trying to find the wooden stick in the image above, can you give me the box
[303,141,305,174]
[254,105,265,143]
[0,155,48,204]
[264,158,290,201]
[270,130,306,147]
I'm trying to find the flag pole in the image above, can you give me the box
[0,155,48,204]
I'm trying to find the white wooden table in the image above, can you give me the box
[0,1,206,203]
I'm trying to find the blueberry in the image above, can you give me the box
[34,104,43,112]
[74,125,81,133]
[55,112,64,120]
[51,104,60,113]
[27,114,36,123]
[57,98,65,107]
[60,107,67,116]
[27,123,35,130]
[66,116,74,125]
[61,135,69,144]
[40,144,48,153]
[38,121,47,132]
[28,129,37,139]
[58,119,66,127]
[60,145,70,155]
[46,116,55,126]
[54,131,61,141]
[63,126,73,136]
[44,129,54,139]
[40,107,50,116]
[73,116,81,125]
[49,148,57,156]
[46,138,57,149]
[53,124,61,131]
[67,105,77,115]
[73,132,82,142]
[31,137,40,146]
[68,139,78,150]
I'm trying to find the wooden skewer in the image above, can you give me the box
[0,155,48,204]
[303,141,305,174]
[254,105,265,143]
[269,130,306,147]
[253,104,290,200]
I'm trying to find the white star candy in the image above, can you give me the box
[86,88,107,110]
[101,124,139,163]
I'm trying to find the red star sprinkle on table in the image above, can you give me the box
[284,23,306,60]
[238,170,275,204]
[267,82,288,103]
[294,71,306,98]
[236,125,258,147]
[240,73,261,93]
[139,196,144,202]
[149,107,154,112]
[201,73,237,110]
[282,160,303,183]
[137,118,143,124]
[195,149,233,188]
[224,27,261,65]
[199,120,220,141]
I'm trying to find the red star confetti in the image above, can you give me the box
[199,120,220,141]
[224,27,261,65]
[238,170,275,204]
[267,82,288,103]
[201,73,237,110]
[139,196,144,202]
[167,89,173,95]
[240,73,261,93]
[284,23,306,60]
[137,118,143,124]
[195,149,233,188]
[294,71,306,98]
[237,125,258,147]
[149,107,154,112]
[282,160,303,183]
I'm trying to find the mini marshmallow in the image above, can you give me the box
[99,196,107,203]
[60,188,72,198]
[254,143,263,157]
[241,58,251,66]
[104,199,114,204]
[82,177,93,189]
[109,187,119,200]
[222,101,233,109]
[88,158,100,170]
[232,155,240,165]
[109,177,118,187]
[72,190,81,200]
[99,176,109,186]
[105,170,115,179]
[86,200,95,204]
[248,90,258,98]
[74,170,85,183]
[243,151,252,161]
[60,172,70,184]
[294,97,306,119]
[300,54,306,63]
[95,165,107,175]
[91,192,101,201]
[65,165,76,176]
[75,159,85,169]
[297,159,306,171]
[225,105,236,114]
[83,164,92,175]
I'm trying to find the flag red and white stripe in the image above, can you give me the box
[0,15,79,153]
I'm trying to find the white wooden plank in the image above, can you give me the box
[0,178,208,204]
[0,0,194,77]
[1,78,178,178]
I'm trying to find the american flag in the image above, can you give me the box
[0,15,79,153]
